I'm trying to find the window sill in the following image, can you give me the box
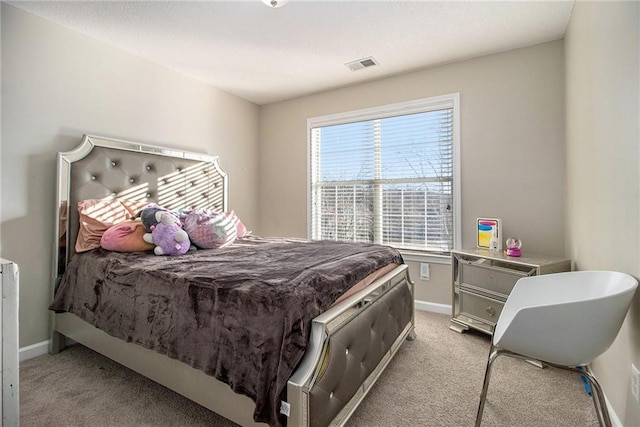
[399,250,451,265]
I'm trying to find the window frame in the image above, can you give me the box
[307,93,461,262]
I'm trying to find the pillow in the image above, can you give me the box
[100,219,155,252]
[183,208,238,249]
[75,198,151,252]
[225,210,250,238]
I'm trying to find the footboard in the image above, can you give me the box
[287,264,415,426]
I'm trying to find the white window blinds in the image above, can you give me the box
[310,96,458,253]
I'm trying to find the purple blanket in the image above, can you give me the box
[50,236,403,426]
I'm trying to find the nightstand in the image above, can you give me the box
[450,248,570,335]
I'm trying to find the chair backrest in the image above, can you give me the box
[494,271,637,366]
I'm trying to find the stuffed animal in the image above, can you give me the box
[143,211,191,256]
[136,206,169,232]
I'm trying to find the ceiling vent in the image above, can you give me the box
[345,57,379,71]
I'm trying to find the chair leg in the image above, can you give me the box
[579,367,611,427]
[476,351,611,427]
[525,361,611,427]
[475,344,502,427]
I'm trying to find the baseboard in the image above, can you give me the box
[415,299,451,314]
[19,340,49,362]
[605,394,623,427]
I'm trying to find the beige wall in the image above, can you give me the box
[0,4,260,347]
[258,41,566,304]
[565,1,640,424]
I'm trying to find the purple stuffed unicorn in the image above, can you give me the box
[142,211,190,255]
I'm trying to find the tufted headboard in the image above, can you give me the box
[53,134,228,282]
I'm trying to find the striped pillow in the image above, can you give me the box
[225,210,249,238]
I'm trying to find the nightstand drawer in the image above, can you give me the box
[459,290,503,326]
[459,261,531,298]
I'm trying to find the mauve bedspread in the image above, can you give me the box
[49,236,403,426]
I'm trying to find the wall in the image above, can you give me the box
[565,1,640,424]
[0,4,260,347]
[258,41,566,304]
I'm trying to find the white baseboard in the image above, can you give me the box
[19,340,49,362]
[415,299,451,314]
[605,394,622,427]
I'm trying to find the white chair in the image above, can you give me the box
[475,270,638,427]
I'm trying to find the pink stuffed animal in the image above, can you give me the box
[143,211,190,256]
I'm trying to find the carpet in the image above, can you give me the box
[20,310,598,426]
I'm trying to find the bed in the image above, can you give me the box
[49,134,416,427]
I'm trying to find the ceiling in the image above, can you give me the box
[9,1,575,105]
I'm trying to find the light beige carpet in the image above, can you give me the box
[20,310,598,426]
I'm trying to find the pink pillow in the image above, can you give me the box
[100,219,154,252]
[75,198,150,252]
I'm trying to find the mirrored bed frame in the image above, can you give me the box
[50,134,416,427]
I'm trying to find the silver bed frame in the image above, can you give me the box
[50,134,416,427]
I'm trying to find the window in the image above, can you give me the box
[308,94,460,256]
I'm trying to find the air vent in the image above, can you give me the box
[345,57,379,71]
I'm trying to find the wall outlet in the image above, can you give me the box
[632,364,640,403]
[420,263,430,280]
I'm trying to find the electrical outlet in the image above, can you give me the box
[420,263,430,280]
[631,364,640,403]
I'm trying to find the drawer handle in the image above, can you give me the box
[485,307,496,317]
